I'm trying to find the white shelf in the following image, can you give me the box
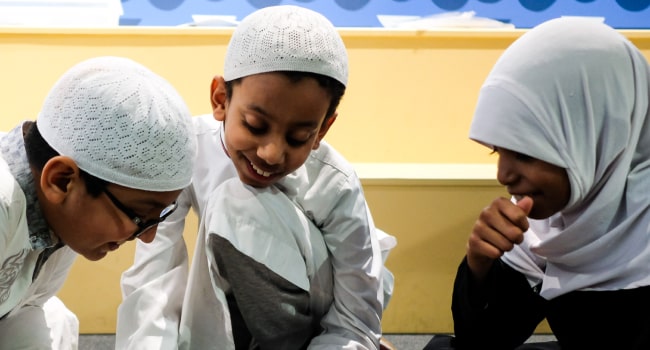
[353,163,499,186]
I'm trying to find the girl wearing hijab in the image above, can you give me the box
[426,17,650,350]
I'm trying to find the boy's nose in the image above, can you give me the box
[136,227,157,244]
[257,139,285,165]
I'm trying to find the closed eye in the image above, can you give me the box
[286,136,311,147]
[243,120,266,135]
[514,152,534,162]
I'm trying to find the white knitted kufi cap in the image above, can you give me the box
[37,56,197,192]
[224,5,348,86]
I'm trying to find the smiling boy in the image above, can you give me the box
[117,5,395,350]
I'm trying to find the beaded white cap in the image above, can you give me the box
[37,56,197,191]
[224,5,348,86]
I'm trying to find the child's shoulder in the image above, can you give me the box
[191,114,221,134]
[306,141,358,181]
[0,157,26,216]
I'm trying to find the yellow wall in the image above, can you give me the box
[1,27,649,334]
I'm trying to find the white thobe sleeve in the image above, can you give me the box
[115,188,192,350]
[307,176,384,350]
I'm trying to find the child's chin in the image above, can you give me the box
[83,250,107,261]
[238,174,274,188]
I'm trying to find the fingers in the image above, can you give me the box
[469,217,515,259]
[516,196,533,216]
[466,197,532,279]
[478,197,529,243]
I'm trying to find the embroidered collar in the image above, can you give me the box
[0,122,58,249]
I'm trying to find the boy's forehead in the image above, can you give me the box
[230,73,330,124]
[229,72,317,93]
[233,72,328,98]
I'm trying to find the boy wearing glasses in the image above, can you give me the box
[0,56,196,349]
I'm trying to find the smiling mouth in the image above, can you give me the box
[250,162,274,178]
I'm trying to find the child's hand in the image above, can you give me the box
[466,196,533,282]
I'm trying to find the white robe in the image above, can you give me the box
[0,126,79,349]
[117,115,396,349]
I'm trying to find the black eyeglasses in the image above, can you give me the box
[103,189,178,239]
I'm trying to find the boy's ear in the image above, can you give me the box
[210,75,228,122]
[39,156,80,204]
[313,113,337,150]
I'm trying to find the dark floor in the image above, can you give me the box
[80,333,557,349]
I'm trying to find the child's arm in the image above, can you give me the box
[450,196,539,348]
[309,173,384,350]
[451,257,546,349]
[466,197,532,282]
[115,188,193,350]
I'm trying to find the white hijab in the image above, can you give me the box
[469,17,650,299]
